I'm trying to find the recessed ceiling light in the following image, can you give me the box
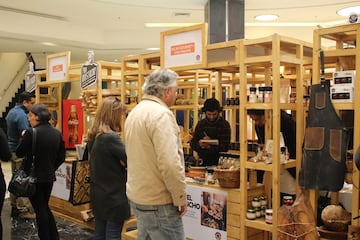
[255,14,279,21]
[40,42,56,46]
[146,47,160,51]
[337,6,360,16]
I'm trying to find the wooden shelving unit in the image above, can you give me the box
[238,34,313,239]
[312,23,360,228]
[34,70,64,131]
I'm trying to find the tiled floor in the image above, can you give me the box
[2,161,94,239]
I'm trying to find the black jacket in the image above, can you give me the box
[0,128,11,162]
[16,122,65,182]
[88,132,130,222]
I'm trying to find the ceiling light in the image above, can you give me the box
[145,23,199,28]
[255,14,279,21]
[40,42,56,46]
[337,6,360,16]
[146,48,160,51]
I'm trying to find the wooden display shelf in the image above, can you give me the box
[238,33,312,239]
[49,196,94,231]
[312,23,360,228]
[245,159,296,171]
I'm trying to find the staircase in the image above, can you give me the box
[0,80,26,133]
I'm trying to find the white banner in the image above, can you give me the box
[184,185,227,240]
[51,162,72,200]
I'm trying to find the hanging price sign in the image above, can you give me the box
[80,63,98,90]
[25,72,37,92]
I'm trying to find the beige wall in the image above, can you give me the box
[0,53,28,114]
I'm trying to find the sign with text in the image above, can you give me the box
[25,72,36,92]
[46,51,70,82]
[80,63,98,89]
[161,23,207,70]
[51,162,72,200]
[184,184,227,240]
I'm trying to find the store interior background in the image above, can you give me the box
[0,0,358,113]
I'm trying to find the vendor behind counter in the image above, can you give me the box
[190,98,231,166]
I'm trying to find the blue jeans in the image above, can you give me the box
[94,218,124,240]
[129,201,185,240]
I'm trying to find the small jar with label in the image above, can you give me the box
[264,86,273,103]
[260,206,266,217]
[252,197,261,208]
[289,92,296,103]
[282,195,294,206]
[255,207,261,218]
[260,196,267,207]
[246,209,256,220]
[265,209,273,224]
[258,86,265,103]
[249,87,257,103]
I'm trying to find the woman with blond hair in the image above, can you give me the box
[87,97,130,240]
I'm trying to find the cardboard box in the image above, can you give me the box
[333,70,356,87]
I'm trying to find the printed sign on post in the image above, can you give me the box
[80,63,98,89]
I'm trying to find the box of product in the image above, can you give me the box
[332,70,356,87]
[330,86,354,102]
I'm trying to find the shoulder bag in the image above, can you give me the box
[8,128,37,197]
[69,143,90,205]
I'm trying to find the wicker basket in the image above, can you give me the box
[214,167,240,188]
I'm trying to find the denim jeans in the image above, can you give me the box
[94,218,124,240]
[129,201,185,240]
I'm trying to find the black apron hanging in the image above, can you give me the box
[298,83,349,191]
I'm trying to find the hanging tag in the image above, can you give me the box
[25,62,36,92]
[80,50,98,90]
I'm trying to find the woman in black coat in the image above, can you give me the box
[16,104,65,240]
[87,97,130,240]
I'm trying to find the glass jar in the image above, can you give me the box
[265,209,273,224]
[258,86,265,103]
[252,197,261,208]
[290,92,296,103]
[249,87,257,103]
[255,207,261,218]
[264,86,273,103]
[282,195,294,206]
[246,209,256,220]
[260,206,266,217]
[260,196,267,207]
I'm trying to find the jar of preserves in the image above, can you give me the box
[264,86,273,103]
[260,206,266,217]
[282,195,294,206]
[260,196,267,206]
[265,209,273,224]
[252,197,261,208]
[290,92,296,103]
[258,86,265,103]
[255,207,261,218]
[249,87,257,103]
[246,209,256,220]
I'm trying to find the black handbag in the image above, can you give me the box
[8,128,37,197]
